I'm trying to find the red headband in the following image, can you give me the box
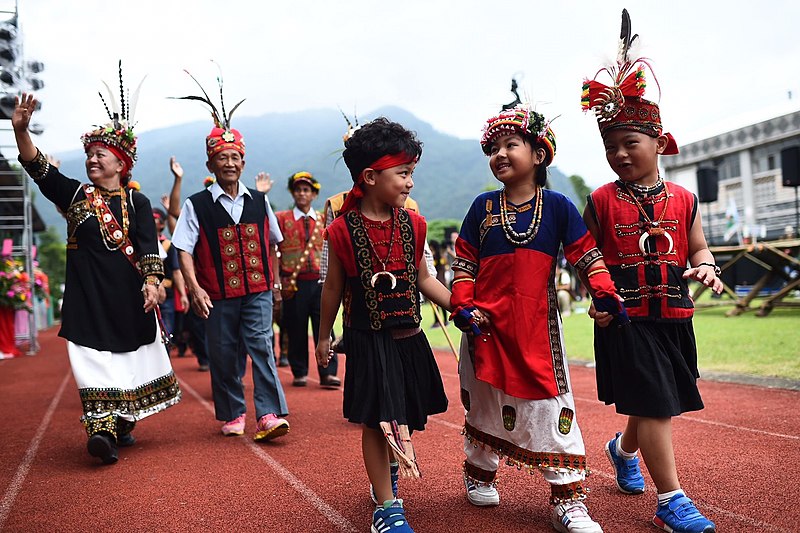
[85,141,133,182]
[339,152,417,214]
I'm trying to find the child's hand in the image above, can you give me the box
[316,337,332,368]
[591,296,630,326]
[588,302,614,328]
[683,265,723,294]
[452,306,484,335]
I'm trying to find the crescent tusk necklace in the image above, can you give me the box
[361,207,398,289]
[621,180,674,255]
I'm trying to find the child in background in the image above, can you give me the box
[581,9,721,533]
[315,118,450,533]
[450,103,628,533]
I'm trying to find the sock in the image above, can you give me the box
[616,437,638,460]
[383,498,403,509]
[658,489,684,506]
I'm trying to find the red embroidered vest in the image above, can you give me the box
[190,188,272,300]
[276,210,322,281]
[590,181,696,320]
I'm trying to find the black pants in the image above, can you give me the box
[281,279,337,378]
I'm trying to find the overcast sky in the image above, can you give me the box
[10,0,800,188]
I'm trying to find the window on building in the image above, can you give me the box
[753,176,776,206]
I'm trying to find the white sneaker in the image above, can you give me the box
[551,501,603,533]
[463,472,500,507]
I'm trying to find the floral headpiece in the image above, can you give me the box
[580,9,678,154]
[171,66,246,159]
[480,103,557,163]
[81,61,141,182]
[287,171,321,192]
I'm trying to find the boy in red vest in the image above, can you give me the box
[581,10,721,533]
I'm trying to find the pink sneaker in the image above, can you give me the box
[221,414,246,436]
[254,414,289,442]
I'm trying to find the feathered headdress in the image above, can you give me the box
[339,107,361,144]
[81,60,142,181]
[581,9,678,154]
[171,65,247,159]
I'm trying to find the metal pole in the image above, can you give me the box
[795,186,799,236]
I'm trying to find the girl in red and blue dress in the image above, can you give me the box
[450,104,628,533]
[315,118,451,533]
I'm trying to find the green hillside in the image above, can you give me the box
[37,106,579,233]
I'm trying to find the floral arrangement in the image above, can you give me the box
[0,258,33,310]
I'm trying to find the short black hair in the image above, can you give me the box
[342,117,423,181]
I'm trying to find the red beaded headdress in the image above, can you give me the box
[172,67,246,159]
[81,61,141,182]
[480,104,557,163]
[580,9,678,155]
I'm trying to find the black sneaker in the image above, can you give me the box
[87,433,118,465]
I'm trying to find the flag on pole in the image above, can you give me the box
[723,196,741,243]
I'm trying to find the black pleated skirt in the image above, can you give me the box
[594,320,705,417]
[342,327,448,431]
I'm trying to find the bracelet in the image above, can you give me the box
[272,282,282,290]
[697,262,721,276]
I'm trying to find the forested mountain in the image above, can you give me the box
[37,106,579,233]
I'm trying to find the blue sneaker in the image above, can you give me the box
[371,499,413,533]
[653,494,716,532]
[370,462,399,504]
[605,432,645,494]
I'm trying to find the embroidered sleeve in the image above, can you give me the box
[139,253,165,277]
[18,148,51,181]
[572,246,603,272]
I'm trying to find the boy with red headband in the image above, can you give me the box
[450,103,628,533]
[581,10,720,533]
[315,117,450,533]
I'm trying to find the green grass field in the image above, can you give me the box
[419,299,800,382]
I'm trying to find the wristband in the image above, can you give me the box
[697,262,721,276]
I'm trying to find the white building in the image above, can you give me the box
[662,104,800,244]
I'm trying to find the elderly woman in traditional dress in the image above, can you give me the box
[12,81,181,465]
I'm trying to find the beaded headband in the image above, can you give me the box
[480,103,557,163]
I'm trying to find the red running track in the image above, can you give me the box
[1,326,798,532]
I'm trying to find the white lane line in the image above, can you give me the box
[0,372,70,530]
[179,377,358,532]
[573,396,800,440]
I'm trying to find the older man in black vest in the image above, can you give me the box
[173,123,289,441]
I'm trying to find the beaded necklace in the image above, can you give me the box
[86,185,130,251]
[360,207,398,289]
[499,187,543,246]
[625,175,663,195]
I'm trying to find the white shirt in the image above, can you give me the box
[172,181,283,254]
[292,206,318,222]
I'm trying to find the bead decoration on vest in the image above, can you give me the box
[499,188,543,246]
[361,208,398,289]
[620,181,674,255]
